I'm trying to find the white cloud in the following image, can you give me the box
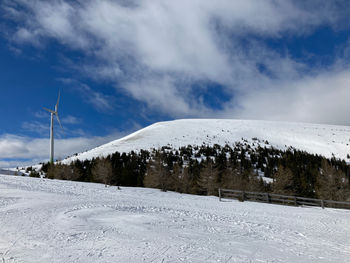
[77,84,114,112]
[13,28,39,46]
[21,121,49,136]
[229,67,350,126]
[0,131,126,167]
[61,115,81,125]
[58,78,115,112]
[2,0,350,123]
[33,110,49,119]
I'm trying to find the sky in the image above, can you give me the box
[1,0,350,167]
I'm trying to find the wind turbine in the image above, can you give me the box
[44,91,63,163]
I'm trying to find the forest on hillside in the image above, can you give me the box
[28,143,350,201]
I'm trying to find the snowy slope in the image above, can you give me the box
[0,174,350,262]
[63,119,350,163]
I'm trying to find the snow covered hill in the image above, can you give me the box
[1,174,350,262]
[63,119,350,163]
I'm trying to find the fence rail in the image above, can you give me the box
[218,188,350,210]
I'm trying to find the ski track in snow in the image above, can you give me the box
[0,174,350,262]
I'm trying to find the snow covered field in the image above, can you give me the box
[63,119,350,164]
[0,174,350,263]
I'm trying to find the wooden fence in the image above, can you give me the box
[219,188,350,210]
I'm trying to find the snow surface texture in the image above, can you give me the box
[63,119,350,163]
[1,174,350,262]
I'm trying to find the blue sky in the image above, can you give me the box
[1,0,350,167]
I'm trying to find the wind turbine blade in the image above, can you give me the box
[55,90,60,112]
[43,107,55,114]
[56,114,63,130]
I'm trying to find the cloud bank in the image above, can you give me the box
[3,0,350,124]
[0,132,125,167]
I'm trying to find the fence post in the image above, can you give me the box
[294,196,298,206]
[241,191,245,202]
[266,193,271,203]
[321,200,325,209]
[219,188,221,202]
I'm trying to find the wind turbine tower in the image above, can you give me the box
[44,91,63,163]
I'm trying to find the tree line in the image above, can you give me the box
[33,143,350,201]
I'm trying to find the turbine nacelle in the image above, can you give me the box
[43,107,55,114]
[43,91,63,129]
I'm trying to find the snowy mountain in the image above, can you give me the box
[63,119,350,163]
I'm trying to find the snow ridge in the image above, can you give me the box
[63,119,350,163]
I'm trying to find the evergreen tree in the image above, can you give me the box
[198,159,218,195]
[144,152,169,191]
[92,157,113,187]
[171,162,183,193]
[272,165,294,195]
[316,159,350,201]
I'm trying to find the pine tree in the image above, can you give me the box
[247,172,265,192]
[272,165,294,195]
[92,157,113,187]
[144,152,169,191]
[198,159,218,195]
[220,162,247,191]
[316,159,350,201]
[171,162,183,192]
